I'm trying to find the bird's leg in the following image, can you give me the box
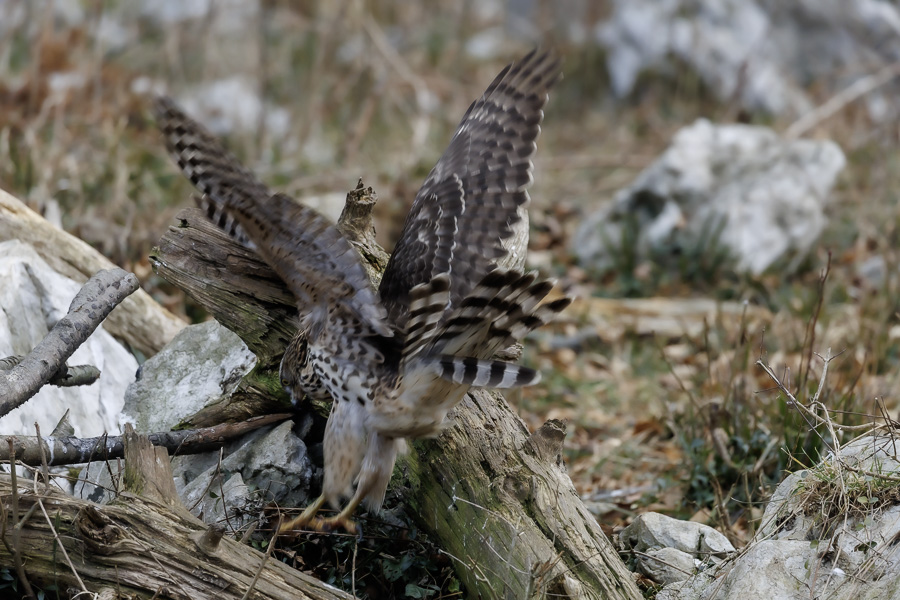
[315,490,367,537]
[276,492,364,538]
[277,494,326,534]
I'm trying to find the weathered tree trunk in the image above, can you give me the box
[0,425,351,600]
[150,184,643,600]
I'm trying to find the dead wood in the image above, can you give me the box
[0,268,139,410]
[0,355,100,387]
[0,425,352,600]
[151,184,643,600]
[0,188,186,357]
[150,201,303,429]
[0,413,291,467]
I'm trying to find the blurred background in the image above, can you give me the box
[2,0,900,548]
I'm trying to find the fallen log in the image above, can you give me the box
[151,183,643,599]
[0,424,352,600]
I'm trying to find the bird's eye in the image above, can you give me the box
[281,378,289,386]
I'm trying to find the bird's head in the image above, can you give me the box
[279,330,327,407]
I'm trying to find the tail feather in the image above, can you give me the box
[434,356,540,388]
[398,267,569,393]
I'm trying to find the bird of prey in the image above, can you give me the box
[155,48,570,536]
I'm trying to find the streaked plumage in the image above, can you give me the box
[155,49,570,534]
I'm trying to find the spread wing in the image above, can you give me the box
[378,49,561,327]
[154,97,392,338]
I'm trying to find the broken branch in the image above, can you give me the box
[0,268,139,411]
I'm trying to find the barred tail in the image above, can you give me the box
[433,355,540,388]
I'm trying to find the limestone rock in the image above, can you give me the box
[657,434,900,599]
[122,320,256,433]
[597,0,900,120]
[0,239,136,437]
[573,119,845,276]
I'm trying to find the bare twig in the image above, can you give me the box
[34,423,49,492]
[241,518,280,600]
[0,268,139,411]
[33,427,89,596]
[798,254,831,401]
[0,355,100,388]
[1,413,292,467]
[5,439,36,599]
[786,61,900,139]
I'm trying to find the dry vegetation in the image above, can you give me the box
[4,1,900,597]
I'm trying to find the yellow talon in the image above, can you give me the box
[277,495,326,534]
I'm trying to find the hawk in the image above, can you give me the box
[155,49,570,535]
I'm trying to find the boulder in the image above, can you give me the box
[620,511,734,557]
[573,119,845,276]
[637,547,696,586]
[619,511,733,584]
[87,319,317,529]
[657,433,900,599]
[597,0,900,120]
[122,320,256,433]
[0,239,137,437]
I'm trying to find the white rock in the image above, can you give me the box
[140,0,257,31]
[621,511,735,556]
[116,319,316,528]
[175,420,315,528]
[715,540,814,599]
[660,433,900,599]
[573,119,845,275]
[597,0,900,119]
[0,240,136,437]
[177,77,290,140]
[122,320,256,433]
[639,547,696,585]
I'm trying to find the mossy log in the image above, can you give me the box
[150,183,643,600]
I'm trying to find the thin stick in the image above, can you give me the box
[786,61,900,139]
[34,428,89,595]
[1,412,291,468]
[6,439,36,599]
[240,517,280,600]
[352,538,358,598]
[34,423,50,492]
[35,498,89,594]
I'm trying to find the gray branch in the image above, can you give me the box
[0,269,139,412]
[1,413,292,467]
[0,356,100,388]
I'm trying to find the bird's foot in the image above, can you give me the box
[317,514,363,540]
[277,514,313,535]
[276,495,326,536]
[277,514,362,540]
